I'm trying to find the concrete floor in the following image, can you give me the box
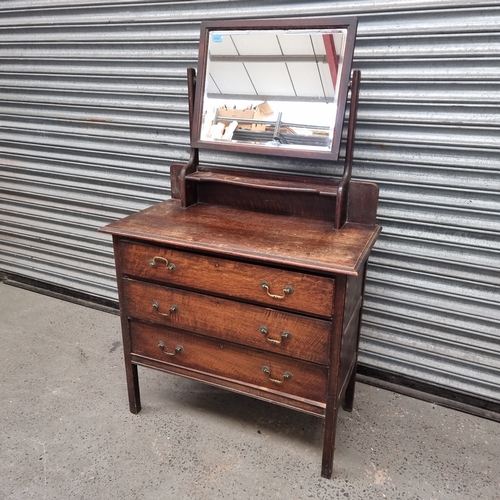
[1,282,499,500]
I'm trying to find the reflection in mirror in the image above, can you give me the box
[194,20,357,159]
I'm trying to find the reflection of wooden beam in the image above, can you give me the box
[210,55,327,63]
[206,92,334,103]
[322,34,338,90]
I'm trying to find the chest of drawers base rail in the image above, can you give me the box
[100,193,380,478]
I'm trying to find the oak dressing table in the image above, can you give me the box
[100,17,380,478]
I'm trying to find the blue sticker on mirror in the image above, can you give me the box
[212,34,223,42]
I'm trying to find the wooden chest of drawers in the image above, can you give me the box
[100,195,380,478]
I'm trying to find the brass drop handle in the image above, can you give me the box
[260,281,294,300]
[149,256,176,271]
[152,301,178,317]
[157,341,183,356]
[259,326,292,345]
[262,365,293,384]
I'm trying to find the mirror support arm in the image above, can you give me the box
[180,67,199,207]
[334,69,361,229]
[272,112,283,143]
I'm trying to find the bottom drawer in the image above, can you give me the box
[130,321,327,404]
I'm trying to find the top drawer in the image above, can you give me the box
[118,240,334,317]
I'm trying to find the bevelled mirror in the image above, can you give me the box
[192,17,358,160]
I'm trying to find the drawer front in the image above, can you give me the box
[123,279,331,364]
[130,321,328,404]
[119,240,334,317]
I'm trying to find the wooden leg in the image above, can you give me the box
[321,400,339,478]
[120,313,141,414]
[342,365,357,412]
[343,268,365,414]
[125,362,141,414]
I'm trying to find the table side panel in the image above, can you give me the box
[338,273,365,400]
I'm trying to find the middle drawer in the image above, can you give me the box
[122,278,331,365]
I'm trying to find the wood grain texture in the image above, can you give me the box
[131,355,326,415]
[112,237,141,414]
[130,321,328,404]
[343,273,364,326]
[119,240,335,317]
[347,181,379,225]
[169,163,184,199]
[100,199,381,276]
[188,169,340,193]
[195,180,337,220]
[123,278,331,364]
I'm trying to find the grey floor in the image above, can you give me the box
[1,282,499,500]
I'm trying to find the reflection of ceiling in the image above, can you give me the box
[206,31,345,102]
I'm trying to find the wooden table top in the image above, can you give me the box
[100,199,381,276]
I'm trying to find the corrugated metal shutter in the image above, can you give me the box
[0,1,499,405]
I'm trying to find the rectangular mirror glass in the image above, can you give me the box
[193,18,358,160]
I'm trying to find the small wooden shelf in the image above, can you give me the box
[186,170,340,195]
[179,166,343,221]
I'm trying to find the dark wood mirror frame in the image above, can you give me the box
[192,17,358,161]
[170,16,367,230]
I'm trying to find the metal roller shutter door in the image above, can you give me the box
[0,1,499,407]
